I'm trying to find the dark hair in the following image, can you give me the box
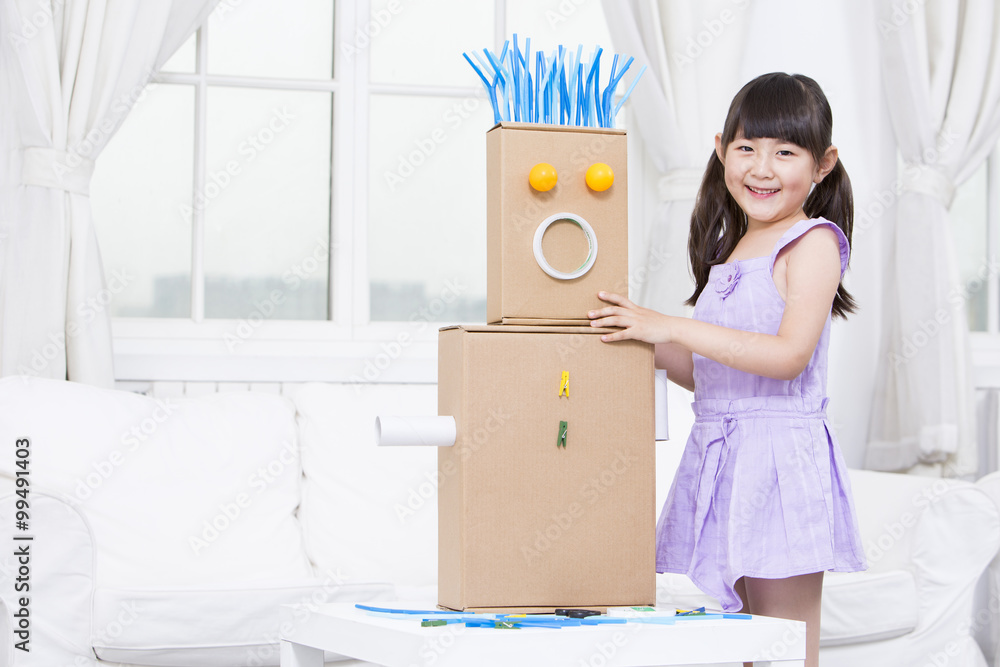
[686,72,856,318]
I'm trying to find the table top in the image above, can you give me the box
[279,602,807,667]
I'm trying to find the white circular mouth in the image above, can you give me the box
[532,212,599,280]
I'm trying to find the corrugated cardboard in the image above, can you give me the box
[437,325,655,611]
[486,122,629,324]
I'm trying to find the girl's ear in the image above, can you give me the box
[714,133,725,165]
[814,145,839,183]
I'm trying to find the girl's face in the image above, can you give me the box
[715,133,838,229]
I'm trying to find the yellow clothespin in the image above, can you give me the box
[559,371,569,397]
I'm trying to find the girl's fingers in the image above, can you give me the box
[590,292,666,344]
[589,316,617,328]
[597,291,632,307]
[589,298,641,320]
[588,306,619,319]
[591,314,635,330]
[600,328,633,342]
[589,292,651,342]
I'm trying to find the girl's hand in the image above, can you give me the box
[587,292,673,343]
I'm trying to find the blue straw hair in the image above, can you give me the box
[463,34,646,128]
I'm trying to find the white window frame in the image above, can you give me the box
[106,0,450,382]
[111,1,499,384]
[972,147,1000,387]
[109,1,646,385]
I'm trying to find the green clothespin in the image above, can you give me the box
[557,420,568,448]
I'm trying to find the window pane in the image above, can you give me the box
[369,0,493,86]
[204,88,331,320]
[91,84,194,318]
[208,0,334,80]
[162,32,196,73]
[368,94,491,321]
[951,160,988,331]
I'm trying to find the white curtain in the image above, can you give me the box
[865,0,1000,476]
[601,1,750,315]
[0,0,219,387]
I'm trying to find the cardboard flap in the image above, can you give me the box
[439,324,618,335]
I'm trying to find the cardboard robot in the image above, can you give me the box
[377,40,660,612]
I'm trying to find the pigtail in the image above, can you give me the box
[686,151,746,308]
[804,158,857,318]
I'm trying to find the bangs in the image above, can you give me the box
[721,73,831,157]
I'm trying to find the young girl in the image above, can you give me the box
[588,72,867,667]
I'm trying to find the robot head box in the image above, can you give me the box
[465,37,646,324]
[487,121,626,324]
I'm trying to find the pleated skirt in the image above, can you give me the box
[655,395,868,611]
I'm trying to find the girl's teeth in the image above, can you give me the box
[748,186,777,194]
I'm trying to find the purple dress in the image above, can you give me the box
[655,217,868,611]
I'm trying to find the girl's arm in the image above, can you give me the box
[590,227,842,382]
[655,343,695,392]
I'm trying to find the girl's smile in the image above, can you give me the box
[715,133,837,229]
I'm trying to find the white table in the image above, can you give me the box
[279,602,806,667]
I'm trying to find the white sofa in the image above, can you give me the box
[971,472,1000,667]
[0,376,997,667]
[656,462,1000,666]
[0,377,429,667]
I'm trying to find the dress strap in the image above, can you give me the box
[769,217,850,276]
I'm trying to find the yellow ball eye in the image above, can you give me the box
[529,163,558,192]
[585,163,614,191]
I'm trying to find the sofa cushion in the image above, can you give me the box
[846,469,962,574]
[293,382,438,588]
[0,377,312,587]
[820,570,917,645]
[92,578,394,666]
[656,569,918,647]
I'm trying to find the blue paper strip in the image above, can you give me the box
[581,616,628,625]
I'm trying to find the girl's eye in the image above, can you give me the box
[737,145,753,152]
[777,150,793,156]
